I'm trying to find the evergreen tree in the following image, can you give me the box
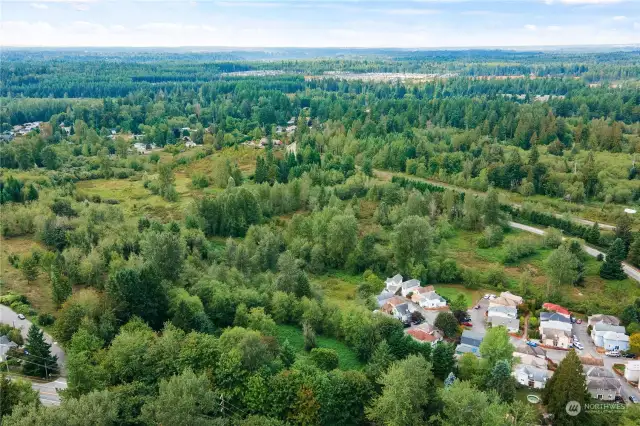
[365,340,395,383]
[20,254,39,285]
[615,214,633,254]
[485,360,516,403]
[432,342,456,380]
[50,267,72,307]
[279,339,296,368]
[585,222,600,245]
[542,350,590,426]
[628,236,640,268]
[600,238,627,280]
[303,321,316,352]
[22,325,58,378]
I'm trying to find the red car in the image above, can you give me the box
[576,319,582,324]
[461,322,473,327]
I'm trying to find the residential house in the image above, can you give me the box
[541,328,571,349]
[418,292,447,309]
[514,353,547,369]
[489,296,520,309]
[487,305,517,319]
[542,303,570,317]
[0,335,18,362]
[384,274,403,295]
[584,366,616,380]
[591,323,626,348]
[624,361,640,382]
[488,316,519,333]
[376,291,394,308]
[499,291,523,306]
[588,314,620,328]
[0,131,14,142]
[602,331,629,351]
[286,125,297,134]
[514,344,547,359]
[275,126,284,134]
[185,140,197,148]
[287,117,296,125]
[400,279,421,297]
[586,377,622,401]
[513,364,550,389]
[407,323,442,345]
[539,312,572,335]
[392,303,412,323]
[455,330,484,356]
[410,286,435,303]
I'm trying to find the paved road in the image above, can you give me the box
[0,305,66,372]
[377,170,617,231]
[6,374,66,406]
[508,221,640,283]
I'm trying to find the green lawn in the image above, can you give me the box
[275,324,363,370]
[433,284,482,308]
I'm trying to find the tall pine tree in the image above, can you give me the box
[542,350,590,426]
[22,325,58,378]
[600,238,627,280]
[627,235,640,268]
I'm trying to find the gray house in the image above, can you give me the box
[586,377,622,401]
[455,330,484,356]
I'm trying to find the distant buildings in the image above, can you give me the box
[591,323,628,350]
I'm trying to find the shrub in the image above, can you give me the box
[503,239,539,264]
[37,313,56,326]
[543,228,563,249]
[309,348,339,371]
[477,225,504,248]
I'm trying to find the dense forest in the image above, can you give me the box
[1,49,640,425]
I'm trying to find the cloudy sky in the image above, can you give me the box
[2,0,639,48]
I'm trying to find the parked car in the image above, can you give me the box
[606,351,621,357]
[574,342,584,350]
[576,319,582,324]
[572,335,579,342]
[483,294,490,300]
[461,322,473,327]
[629,396,638,403]
[474,304,481,309]
[526,341,538,347]
[623,353,636,359]
[17,314,25,320]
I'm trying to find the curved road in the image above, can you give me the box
[509,221,640,283]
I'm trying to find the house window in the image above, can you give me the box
[597,394,603,400]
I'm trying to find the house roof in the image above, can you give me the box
[588,314,620,326]
[490,297,520,308]
[414,285,435,295]
[423,292,445,302]
[593,323,626,333]
[515,344,546,358]
[583,366,616,379]
[579,355,604,366]
[626,361,640,371]
[386,296,406,307]
[540,312,572,323]
[461,330,484,347]
[488,305,517,316]
[542,303,570,316]
[385,274,403,286]
[407,328,438,342]
[455,343,478,354]
[500,291,523,304]
[515,364,550,383]
[488,316,519,330]
[587,377,621,391]
[542,328,569,338]
[376,291,394,307]
[402,279,421,290]
[602,331,629,342]
[395,303,410,316]
[0,336,17,347]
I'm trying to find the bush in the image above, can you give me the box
[191,173,210,189]
[37,313,55,326]
[503,239,539,264]
[543,228,563,249]
[477,225,504,248]
[309,348,339,371]
[10,302,33,316]
[0,292,28,306]
[484,266,508,289]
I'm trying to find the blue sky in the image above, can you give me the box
[2,0,639,47]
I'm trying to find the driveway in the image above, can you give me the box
[0,304,66,374]
[468,297,489,335]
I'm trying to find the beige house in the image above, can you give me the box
[541,328,571,349]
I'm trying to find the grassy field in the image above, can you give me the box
[0,236,55,314]
[433,284,482,308]
[275,324,363,370]
[311,272,361,308]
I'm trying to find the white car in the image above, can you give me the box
[483,294,490,299]
[605,351,621,357]
[17,314,25,320]
[574,342,584,350]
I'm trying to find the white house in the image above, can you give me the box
[400,279,421,297]
[513,365,550,389]
[539,312,572,335]
[487,305,517,319]
[591,324,626,348]
[587,378,622,401]
[488,316,519,333]
[419,292,447,309]
[541,328,571,349]
[624,361,640,382]
[602,331,630,351]
[385,274,403,294]
[588,314,620,328]
[0,335,18,362]
[185,140,197,148]
[392,303,412,323]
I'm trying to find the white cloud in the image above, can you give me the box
[137,22,216,32]
[30,3,48,9]
[634,22,640,30]
[524,24,537,30]
[612,15,626,20]
[547,25,562,30]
